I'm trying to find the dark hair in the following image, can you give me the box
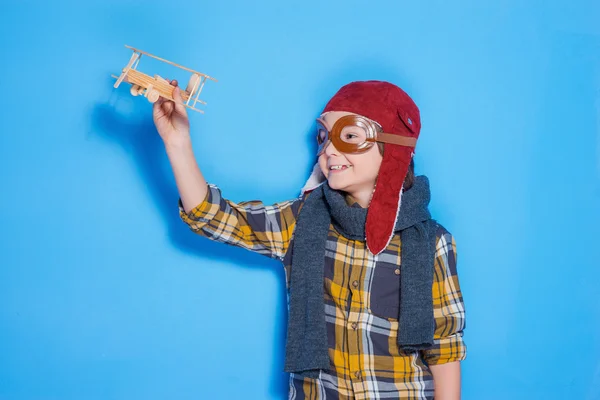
[377,143,415,190]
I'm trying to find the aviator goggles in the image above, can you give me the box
[316,114,417,156]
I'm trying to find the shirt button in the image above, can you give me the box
[351,322,357,330]
[354,371,362,380]
[394,268,400,275]
[352,280,359,288]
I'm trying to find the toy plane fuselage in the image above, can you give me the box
[112,45,217,114]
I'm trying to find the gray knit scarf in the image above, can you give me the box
[284,175,437,378]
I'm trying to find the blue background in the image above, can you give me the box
[1,1,599,399]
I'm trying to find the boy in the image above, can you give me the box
[154,80,466,399]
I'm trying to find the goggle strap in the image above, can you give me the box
[376,132,417,148]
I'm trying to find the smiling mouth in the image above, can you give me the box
[329,165,352,172]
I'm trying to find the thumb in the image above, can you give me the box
[172,86,187,114]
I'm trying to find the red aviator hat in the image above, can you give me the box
[301,80,422,255]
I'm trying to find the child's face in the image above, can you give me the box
[317,111,383,195]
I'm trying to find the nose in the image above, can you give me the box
[323,140,340,156]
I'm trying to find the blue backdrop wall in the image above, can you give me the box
[1,1,599,399]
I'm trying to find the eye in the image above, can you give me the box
[341,131,363,143]
[317,129,327,144]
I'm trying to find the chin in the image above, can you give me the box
[326,179,341,190]
[326,177,351,192]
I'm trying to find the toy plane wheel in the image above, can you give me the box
[147,89,160,103]
[130,85,141,96]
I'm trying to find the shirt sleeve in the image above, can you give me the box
[420,227,467,365]
[178,183,303,260]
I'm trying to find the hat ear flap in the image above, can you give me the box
[366,145,411,254]
[301,163,326,195]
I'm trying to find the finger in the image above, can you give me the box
[162,98,174,114]
[171,79,178,87]
[172,86,187,114]
[153,100,167,118]
[156,97,170,116]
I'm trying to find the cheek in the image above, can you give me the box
[372,159,383,176]
[346,150,382,177]
[318,155,328,175]
[368,150,383,175]
[361,163,379,179]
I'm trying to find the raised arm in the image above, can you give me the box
[154,80,302,260]
[178,184,302,260]
[153,79,208,213]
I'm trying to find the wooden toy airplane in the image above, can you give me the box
[112,45,217,114]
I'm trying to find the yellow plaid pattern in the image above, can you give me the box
[180,184,467,400]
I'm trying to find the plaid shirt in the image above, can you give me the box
[179,184,467,400]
